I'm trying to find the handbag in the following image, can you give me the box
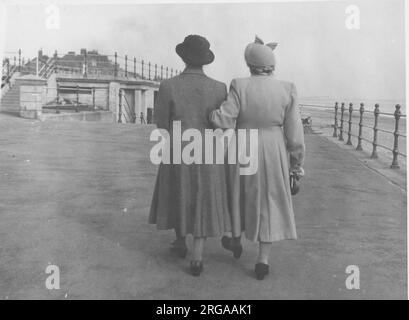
[290,173,299,195]
[290,168,304,195]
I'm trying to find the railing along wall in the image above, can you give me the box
[2,49,181,85]
[2,49,24,88]
[118,89,136,124]
[299,103,406,169]
[2,50,60,89]
[48,50,181,81]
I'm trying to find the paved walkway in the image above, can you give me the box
[0,113,406,299]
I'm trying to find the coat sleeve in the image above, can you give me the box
[154,81,171,130]
[209,79,240,129]
[283,83,305,171]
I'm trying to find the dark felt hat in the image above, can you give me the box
[176,35,215,66]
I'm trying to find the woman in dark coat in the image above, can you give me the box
[149,35,230,276]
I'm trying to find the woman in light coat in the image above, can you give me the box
[210,37,305,280]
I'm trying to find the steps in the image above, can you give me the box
[0,81,21,113]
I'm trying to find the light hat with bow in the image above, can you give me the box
[244,36,278,68]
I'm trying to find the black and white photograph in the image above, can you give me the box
[0,0,407,304]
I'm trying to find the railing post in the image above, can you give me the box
[391,104,401,169]
[134,57,136,78]
[166,67,168,79]
[92,87,96,109]
[125,55,128,77]
[18,49,21,71]
[14,56,16,68]
[333,102,338,137]
[118,89,122,123]
[148,62,151,80]
[338,102,345,141]
[356,103,364,151]
[171,68,173,77]
[83,51,87,78]
[36,50,39,76]
[141,60,144,79]
[76,85,80,112]
[371,104,380,159]
[56,83,60,114]
[114,52,117,78]
[161,65,163,80]
[155,64,158,80]
[54,50,58,73]
[346,103,353,145]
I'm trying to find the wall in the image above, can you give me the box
[38,110,115,122]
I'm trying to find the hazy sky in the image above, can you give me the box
[1,0,406,101]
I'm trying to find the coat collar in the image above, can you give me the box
[182,67,206,76]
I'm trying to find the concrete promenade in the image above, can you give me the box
[0,113,406,299]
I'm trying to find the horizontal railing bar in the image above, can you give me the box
[376,127,395,134]
[335,130,407,157]
[377,111,397,116]
[378,112,406,118]
[375,143,394,152]
[339,130,359,138]
[22,88,108,92]
[327,102,406,169]
[360,137,373,144]
[299,104,333,109]
[340,122,402,137]
[338,128,406,139]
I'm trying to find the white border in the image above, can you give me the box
[405,0,409,301]
[1,0,408,300]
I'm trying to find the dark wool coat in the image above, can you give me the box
[149,67,232,237]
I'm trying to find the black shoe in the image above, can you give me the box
[255,263,269,280]
[170,240,188,258]
[221,236,232,250]
[190,260,203,277]
[221,236,243,259]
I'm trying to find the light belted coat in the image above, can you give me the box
[210,75,305,242]
[149,68,232,237]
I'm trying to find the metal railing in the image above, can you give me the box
[2,49,182,84]
[118,89,136,123]
[110,53,180,81]
[50,50,181,81]
[2,60,17,88]
[2,50,23,88]
[300,102,406,169]
[39,57,57,79]
[2,50,58,88]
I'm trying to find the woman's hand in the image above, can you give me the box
[290,167,305,180]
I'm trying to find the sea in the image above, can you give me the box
[299,97,406,116]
